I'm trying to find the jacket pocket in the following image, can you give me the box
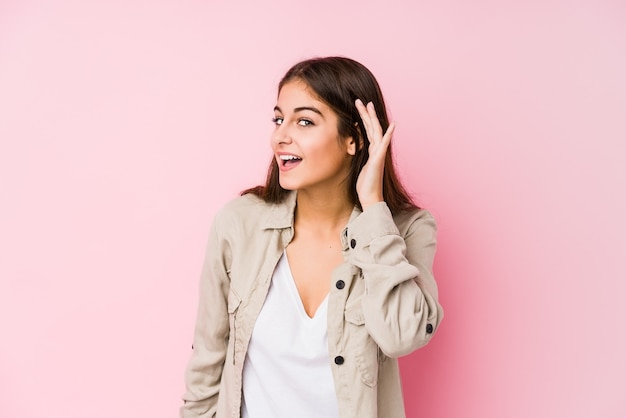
[345,304,378,387]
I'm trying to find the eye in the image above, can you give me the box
[272,116,284,126]
[298,119,314,127]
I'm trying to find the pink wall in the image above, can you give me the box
[1,1,625,417]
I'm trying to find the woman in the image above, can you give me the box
[181,56,443,418]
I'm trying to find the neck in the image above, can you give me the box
[294,189,353,232]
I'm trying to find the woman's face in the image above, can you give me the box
[271,80,355,194]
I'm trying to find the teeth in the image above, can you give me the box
[279,155,301,161]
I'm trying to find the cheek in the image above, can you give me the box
[269,133,279,151]
[315,142,349,169]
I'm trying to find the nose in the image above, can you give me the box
[272,125,293,146]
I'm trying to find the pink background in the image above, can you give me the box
[1,1,625,417]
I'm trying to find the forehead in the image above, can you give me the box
[276,80,330,112]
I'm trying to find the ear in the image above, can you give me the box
[346,123,363,155]
[346,136,357,156]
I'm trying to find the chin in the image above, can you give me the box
[278,178,298,191]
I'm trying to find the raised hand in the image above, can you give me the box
[354,99,395,210]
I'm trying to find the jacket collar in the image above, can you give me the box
[261,191,364,230]
[261,191,297,230]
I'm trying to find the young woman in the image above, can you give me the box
[181,57,443,418]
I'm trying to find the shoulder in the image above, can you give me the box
[213,193,269,226]
[212,192,294,236]
[393,206,437,239]
[218,193,267,215]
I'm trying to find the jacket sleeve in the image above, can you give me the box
[180,217,231,418]
[343,202,443,358]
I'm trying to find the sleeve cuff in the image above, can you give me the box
[341,202,400,252]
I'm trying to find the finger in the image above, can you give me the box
[381,122,395,149]
[370,122,394,160]
[361,102,380,144]
[355,99,373,135]
[366,102,384,143]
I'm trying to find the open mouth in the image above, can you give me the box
[279,154,302,168]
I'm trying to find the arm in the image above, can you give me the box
[343,203,442,358]
[350,99,442,357]
[180,218,231,418]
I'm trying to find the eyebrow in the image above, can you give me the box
[274,105,325,119]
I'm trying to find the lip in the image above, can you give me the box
[276,152,302,172]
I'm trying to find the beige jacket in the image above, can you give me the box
[180,191,443,418]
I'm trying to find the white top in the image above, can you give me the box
[241,252,339,418]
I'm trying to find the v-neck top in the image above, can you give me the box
[241,252,339,418]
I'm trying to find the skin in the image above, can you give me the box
[354,98,396,209]
[271,80,395,317]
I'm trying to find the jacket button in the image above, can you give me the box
[426,323,434,334]
[334,356,344,365]
[350,239,356,249]
[335,280,345,289]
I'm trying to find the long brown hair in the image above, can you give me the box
[242,56,417,214]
